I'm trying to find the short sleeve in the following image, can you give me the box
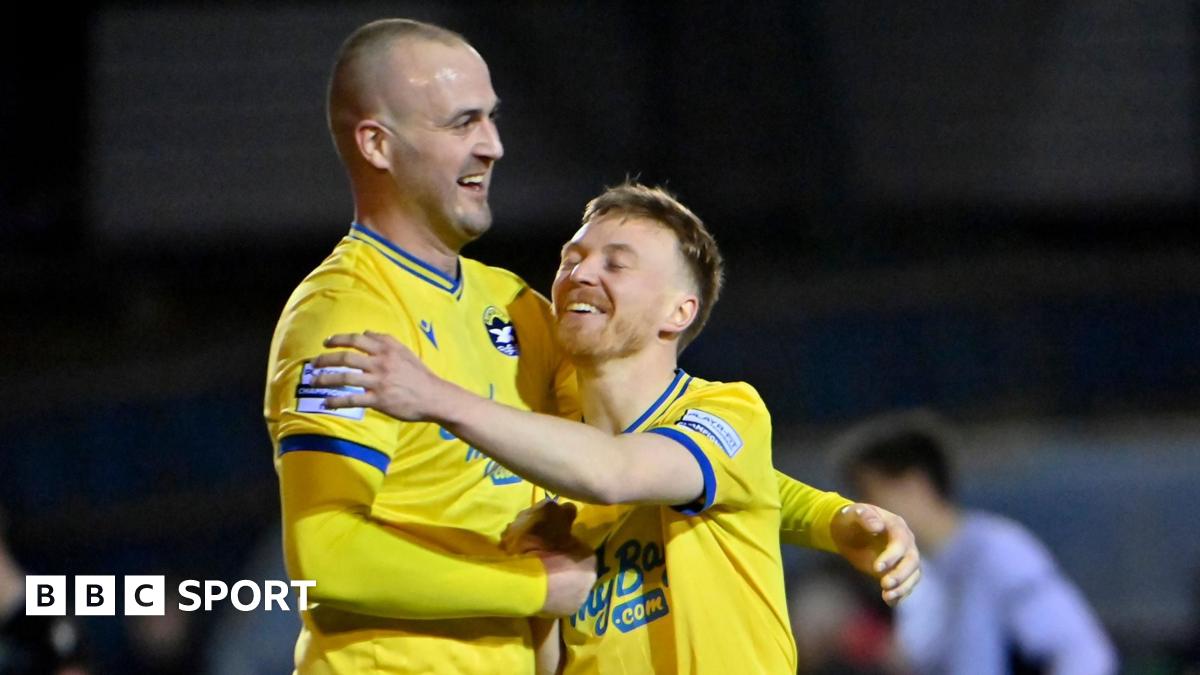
[267,284,420,471]
[645,383,773,514]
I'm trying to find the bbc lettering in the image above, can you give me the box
[26,576,315,616]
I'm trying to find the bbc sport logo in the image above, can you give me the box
[26,576,315,616]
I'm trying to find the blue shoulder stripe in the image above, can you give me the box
[646,426,716,515]
[279,434,390,474]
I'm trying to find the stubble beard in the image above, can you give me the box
[555,313,649,365]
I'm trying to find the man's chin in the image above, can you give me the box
[554,328,604,360]
[453,207,492,241]
[459,219,491,241]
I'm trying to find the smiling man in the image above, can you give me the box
[264,19,596,674]
[314,183,922,674]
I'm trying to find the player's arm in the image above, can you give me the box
[531,618,564,675]
[280,449,591,619]
[775,470,852,551]
[314,332,703,506]
[433,399,702,506]
[775,470,920,606]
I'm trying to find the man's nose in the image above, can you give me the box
[475,118,503,162]
[569,257,601,285]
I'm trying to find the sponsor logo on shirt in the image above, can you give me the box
[482,305,519,357]
[484,460,523,485]
[444,384,524,486]
[294,361,364,420]
[572,537,670,636]
[678,409,743,457]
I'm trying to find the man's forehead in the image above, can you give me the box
[382,40,494,106]
[391,40,483,75]
[564,214,677,252]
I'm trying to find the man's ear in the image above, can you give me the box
[662,294,698,339]
[356,121,393,170]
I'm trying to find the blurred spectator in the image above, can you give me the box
[837,412,1117,675]
[122,594,196,675]
[0,507,90,675]
[203,525,297,675]
[790,563,899,675]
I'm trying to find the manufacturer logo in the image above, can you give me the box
[419,319,437,349]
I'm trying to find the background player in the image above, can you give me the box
[840,412,1116,674]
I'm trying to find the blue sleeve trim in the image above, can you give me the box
[279,434,390,474]
[646,427,716,515]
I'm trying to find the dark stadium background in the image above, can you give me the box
[2,2,1197,672]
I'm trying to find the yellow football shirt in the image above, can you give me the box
[265,223,575,674]
[560,371,799,674]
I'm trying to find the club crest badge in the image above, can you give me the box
[483,306,519,357]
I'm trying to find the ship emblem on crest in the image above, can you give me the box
[483,305,519,357]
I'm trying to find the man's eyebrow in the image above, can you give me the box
[560,241,638,258]
[602,242,638,257]
[444,99,501,124]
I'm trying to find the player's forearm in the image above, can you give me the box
[279,452,547,619]
[776,471,852,552]
[285,507,548,619]
[532,618,563,675]
[433,384,633,504]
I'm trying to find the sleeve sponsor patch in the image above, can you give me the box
[294,361,365,420]
[677,409,743,458]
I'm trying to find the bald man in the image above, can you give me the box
[264,19,594,674]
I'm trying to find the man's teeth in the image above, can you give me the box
[458,175,484,186]
[567,302,599,314]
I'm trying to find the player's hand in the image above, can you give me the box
[312,331,452,421]
[502,500,578,554]
[505,500,595,616]
[538,543,597,617]
[830,503,921,607]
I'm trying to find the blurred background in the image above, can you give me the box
[1,1,1197,672]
